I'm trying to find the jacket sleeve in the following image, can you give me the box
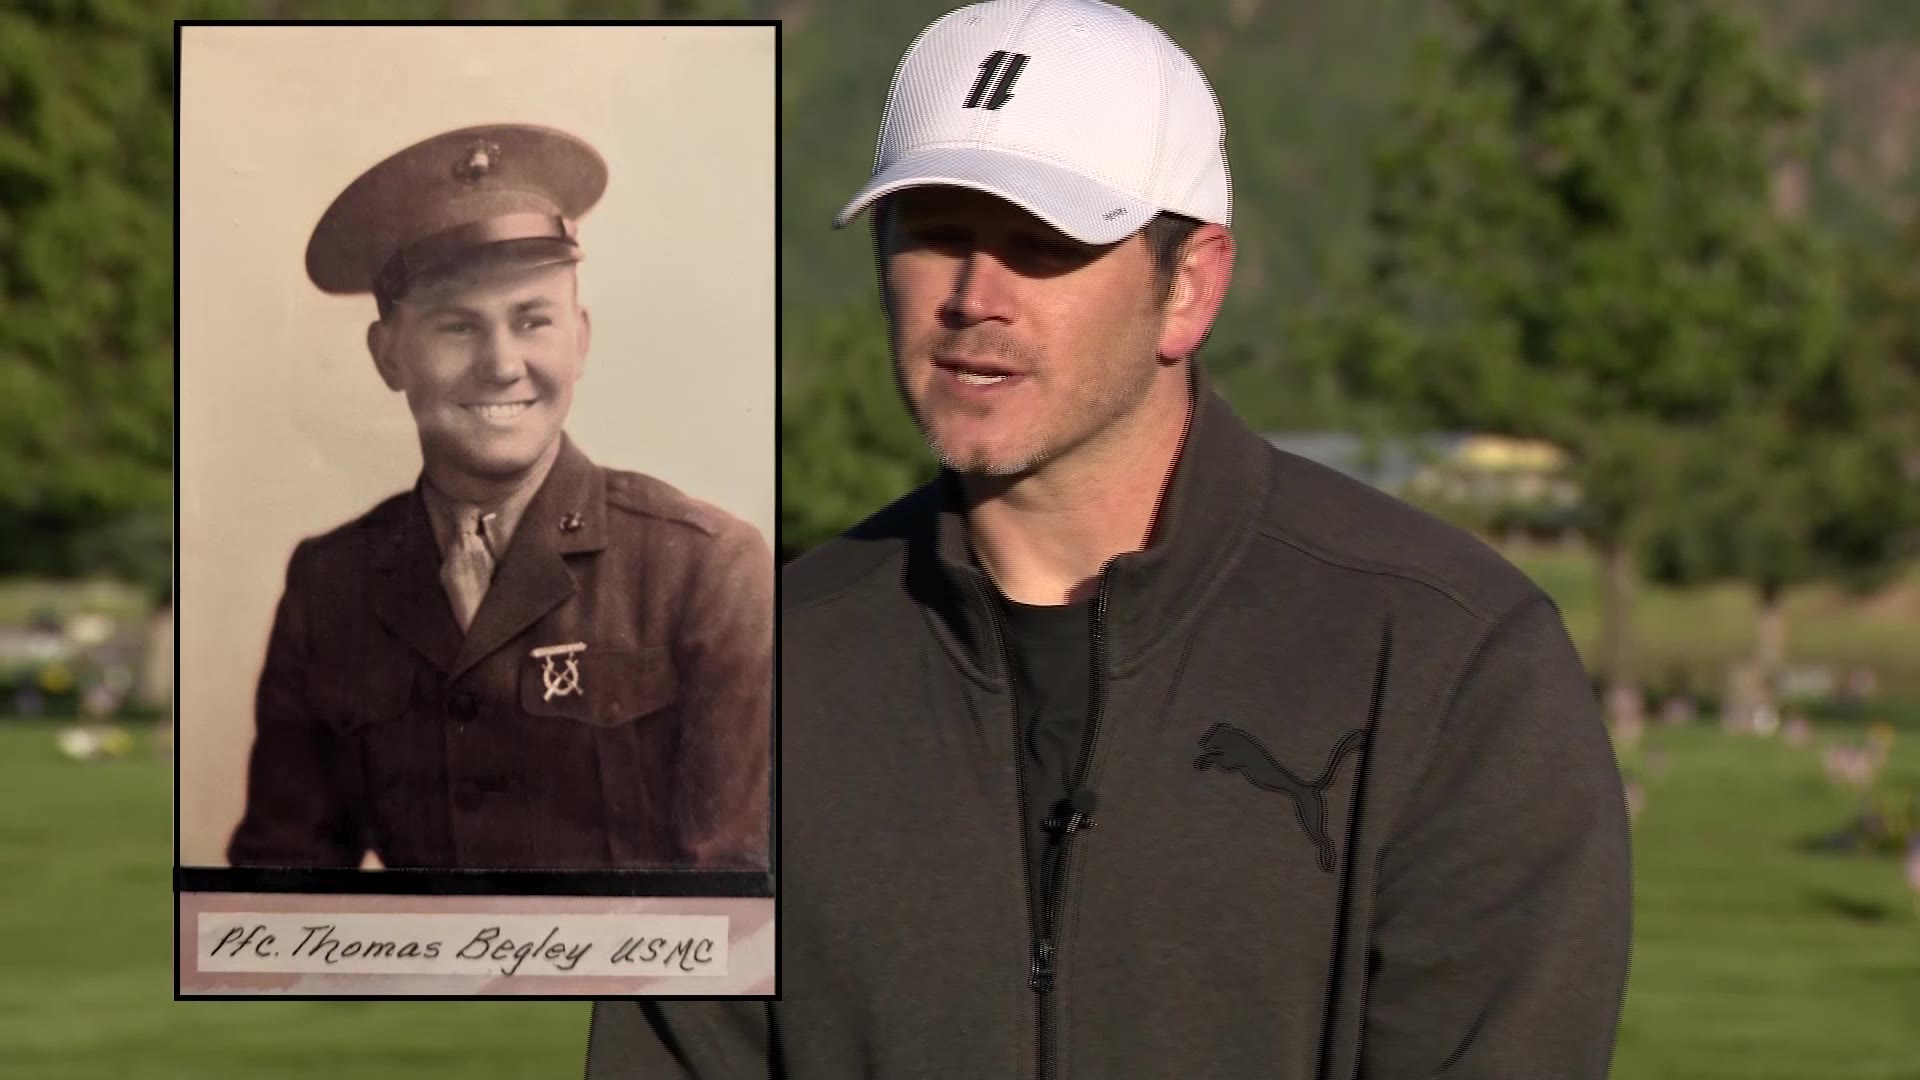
[585,1000,774,1079]
[226,540,367,868]
[668,515,774,868]
[1361,592,1632,1078]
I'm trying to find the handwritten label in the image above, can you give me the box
[198,913,728,977]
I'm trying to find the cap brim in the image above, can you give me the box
[834,146,1154,246]
[395,238,583,304]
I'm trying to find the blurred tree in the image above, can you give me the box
[780,304,934,559]
[1310,0,1831,707]
[1644,421,1918,713]
[1850,212,1920,466]
[0,0,207,589]
[1643,207,1920,712]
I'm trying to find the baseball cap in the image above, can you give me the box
[835,0,1230,246]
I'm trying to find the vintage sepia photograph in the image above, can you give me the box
[176,21,774,995]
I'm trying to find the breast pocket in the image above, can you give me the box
[518,646,679,728]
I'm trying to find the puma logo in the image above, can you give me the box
[1194,724,1367,872]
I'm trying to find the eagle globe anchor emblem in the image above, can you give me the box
[453,139,502,183]
[531,642,586,701]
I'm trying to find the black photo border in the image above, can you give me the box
[171,16,782,1004]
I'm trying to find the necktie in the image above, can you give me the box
[441,505,496,632]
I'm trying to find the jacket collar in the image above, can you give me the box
[918,365,1272,684]
[371,433,607,677]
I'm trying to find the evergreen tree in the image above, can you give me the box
[1317,0,1830,703]
[1642,206,1920,714]
[0,0,193,596]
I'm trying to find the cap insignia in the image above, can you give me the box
[453,140,502,184]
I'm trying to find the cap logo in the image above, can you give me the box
[963,50,1030,111]
[452,139,502,184]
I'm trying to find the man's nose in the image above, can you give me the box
[474,323,526,383]
[941,250,1016,327]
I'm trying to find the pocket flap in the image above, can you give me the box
[519,646,677,727]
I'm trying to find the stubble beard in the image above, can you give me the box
[892,322,1161,479]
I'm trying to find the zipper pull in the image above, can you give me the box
[1063,789,1098,835]
[1028,937,1056,993]
[1042,790,1100,838]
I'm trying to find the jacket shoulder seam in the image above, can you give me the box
[1251,524,1505,624]
[603,472,726,538]
[607,505,723,538]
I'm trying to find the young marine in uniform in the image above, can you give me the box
[228,124,771,871]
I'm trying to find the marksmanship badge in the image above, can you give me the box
[531,642,587,701]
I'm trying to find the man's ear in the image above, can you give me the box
[367,318,404,391]
[1157,224,1234,362]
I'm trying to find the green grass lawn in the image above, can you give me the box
[1613,722,1920,1079]
[4,706,1918,1077]
[0,723,587,1080]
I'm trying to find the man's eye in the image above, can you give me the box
[1016,235,1084,260]
[906,226,969,252]
[515,316,553,331]
[436,322,477,335]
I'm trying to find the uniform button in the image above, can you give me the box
[448,693,478,723]
[454,778,483,812]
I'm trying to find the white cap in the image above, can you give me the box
[836,0,1231,245]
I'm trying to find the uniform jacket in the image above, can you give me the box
[588,370,1631,1078]
[228,435,771,871]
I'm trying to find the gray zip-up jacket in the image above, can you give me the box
[588,371,1632,1079]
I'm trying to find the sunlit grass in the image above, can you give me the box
[1613,723,1920,1079]
[0,723,588,1080]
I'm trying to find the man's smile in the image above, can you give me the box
[463,399,537,421]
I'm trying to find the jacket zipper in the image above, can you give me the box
[978,582,1044,1080]
[1016,390,1189,1078]
[998,568,1112,1080]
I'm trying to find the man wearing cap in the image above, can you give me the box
[591,0,1626,1075]
[227,124,771,872]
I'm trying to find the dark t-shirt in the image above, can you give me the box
[1000,595,1094,909]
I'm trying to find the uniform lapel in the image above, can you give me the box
[370,487,462,673]
[448,435,608,680]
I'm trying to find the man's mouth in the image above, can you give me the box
[935,357,1023,387]
[464,400,536,420]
